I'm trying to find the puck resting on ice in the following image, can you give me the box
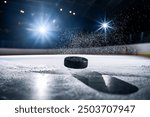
[64,56,88,69]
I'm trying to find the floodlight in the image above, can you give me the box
[97,20,113,32]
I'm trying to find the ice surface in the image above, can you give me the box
[0,55,150,100]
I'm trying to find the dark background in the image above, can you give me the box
[0,0,150,48]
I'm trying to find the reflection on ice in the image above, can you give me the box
[33,74,50,99]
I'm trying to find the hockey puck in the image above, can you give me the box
[64,56,88,69]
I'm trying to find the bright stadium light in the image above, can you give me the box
[20,10,25,14]
[69,11,72,14]
[97,19,113,41]
[60,8,63,11]
[102,22,108,29]
[26,15,52,40]
[29,23,50,40]
[26,13,60,42]
[97,20,113,33]
[4,1,7,4]
[38,25,48,35]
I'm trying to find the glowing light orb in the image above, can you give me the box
[20,10,25,14]
[26,14,59,41]
[38,25,48,35]
[97,20,113,33]
[60,8,63,11]
[102,23,108,29]
[26,16,52,40]
[4,1,7,4]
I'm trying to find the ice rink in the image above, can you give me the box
[0,55,150,100]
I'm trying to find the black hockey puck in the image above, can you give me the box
[64,56,88,69]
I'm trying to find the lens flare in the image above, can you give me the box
[97,20,113,33]
[26,14,54,40]
[38,25,48,35]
